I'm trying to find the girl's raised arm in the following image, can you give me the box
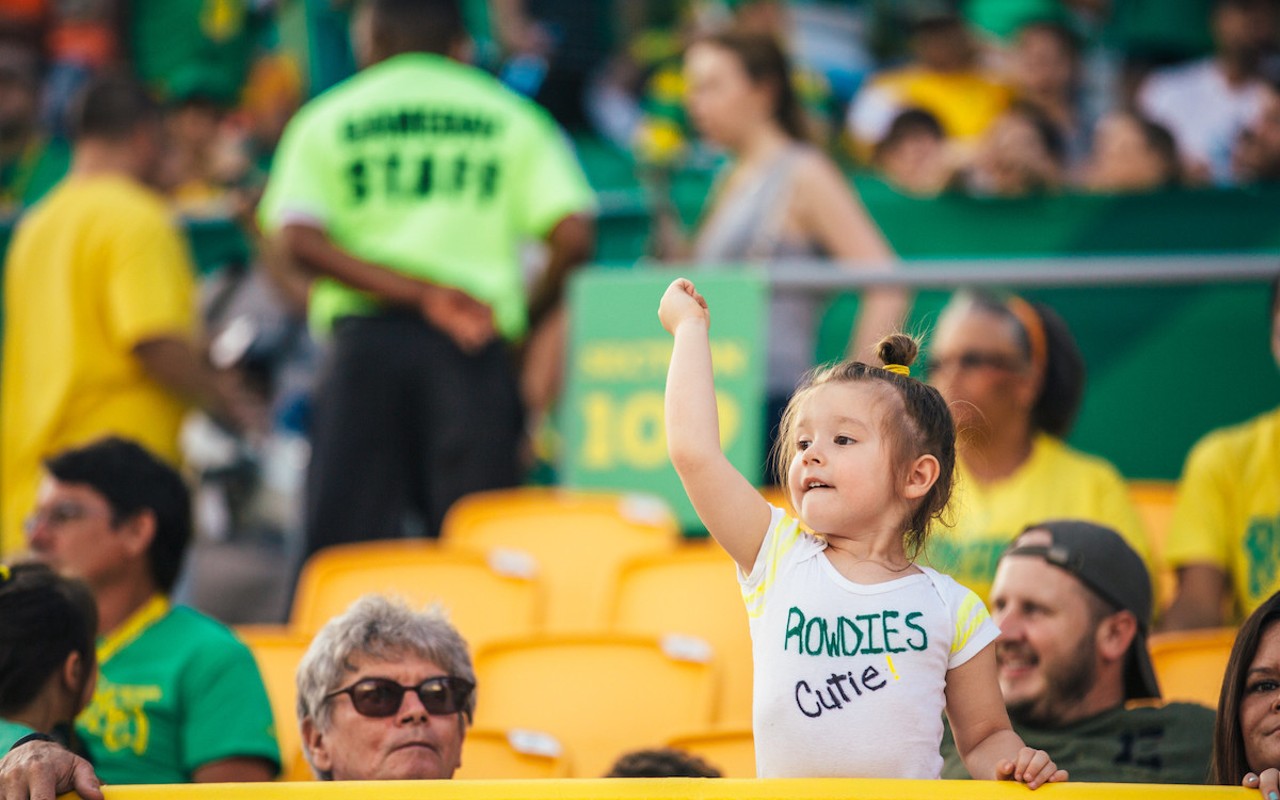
[660,279,772,572]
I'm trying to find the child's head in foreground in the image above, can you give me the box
[772,333,956,557]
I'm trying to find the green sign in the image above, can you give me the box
[562,269,767,532]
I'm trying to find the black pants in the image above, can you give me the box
[302,313,523,560]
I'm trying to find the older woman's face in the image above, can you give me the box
[1242,620,1280,773]
[304,652,466,781]
[927,306,1033,435]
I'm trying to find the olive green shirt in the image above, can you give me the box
[941,701,1215,784]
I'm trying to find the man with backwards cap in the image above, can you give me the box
[941,520,1215,783]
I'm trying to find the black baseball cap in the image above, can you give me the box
[1001,519,1161,701]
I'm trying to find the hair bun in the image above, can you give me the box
[876,333,919,370]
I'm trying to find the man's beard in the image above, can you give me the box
[1003,628,1098,728]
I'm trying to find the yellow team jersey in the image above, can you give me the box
[927,433,1153,602]
[869,68,1012,141]
[0,174,196,555]
[1165,406,1280,619]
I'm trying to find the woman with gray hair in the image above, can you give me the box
[297,595,477,781]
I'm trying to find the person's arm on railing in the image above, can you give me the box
[0,739,102,800]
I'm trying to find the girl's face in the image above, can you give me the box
[1084,113,1166,193]
[880,129,948,196]
[928,307,1034,436]
[1241,620,1280,773]
[786,382,904,535]
[683,43,773,150]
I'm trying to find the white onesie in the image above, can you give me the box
[740,506,1000,779]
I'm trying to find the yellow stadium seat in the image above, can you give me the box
[472,634,718,777]
[441,488,680,632]
[1148,627,1237,709]
[607,542,753,725]
[291,541,544,650]
[235,625,315,781]
[1129,480,1177,607]
[456,728,572,779]
[667,727,756,778]
[758,485,793,515]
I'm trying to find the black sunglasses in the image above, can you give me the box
[324,675,474,718]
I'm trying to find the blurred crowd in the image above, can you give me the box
[0,0,1279,227]
[1,0,1280,794]
[0,0,1275,592]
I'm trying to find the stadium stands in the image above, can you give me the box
[472,633,718,778]
[607,544,752,725]
[291,542,544,649]
[1148,627,1237,710]
[440,488,681,632]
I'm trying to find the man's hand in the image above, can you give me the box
[0,741,102,800]
[420,284,498,353]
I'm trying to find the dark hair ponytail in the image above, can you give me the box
[0,563,97,716]
[1030,301,1085,438]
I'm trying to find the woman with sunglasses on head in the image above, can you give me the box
[0,563,98,754]
[296,594,476,781]
[1214,590,1280,798]
[924,290,1151,600]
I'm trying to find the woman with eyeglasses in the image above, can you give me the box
[296,594,476,781]
[0,563,98,754]
[924,290,1152,600]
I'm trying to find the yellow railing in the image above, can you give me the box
[84,778,1245,800]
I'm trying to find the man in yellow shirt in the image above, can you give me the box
[1162,278,1280,629]
[0,75,252,557]
[846,10,1012,159]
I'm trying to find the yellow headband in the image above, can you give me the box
[883,364,910,376]
[0,564,9,583]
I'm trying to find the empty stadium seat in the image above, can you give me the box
[472,634,718,777]
[1148,627,1237,709]
[758,485,793,515]
[455,728,572,779]
[667,727,756,778]
[607,542,753,725]
[1128,480,1177,606]
[441,488,680,632]
[291,541,544,650]
[235,625,315,781]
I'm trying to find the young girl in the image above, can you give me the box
[0,563,98,753]
[660,278,1066,786]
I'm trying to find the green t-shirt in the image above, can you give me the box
[0,719,36,752]
[940,701,1215,784]
[76,597,280,785]
[259,52,596,339]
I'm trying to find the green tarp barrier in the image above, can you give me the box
[592,178,1280,482]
